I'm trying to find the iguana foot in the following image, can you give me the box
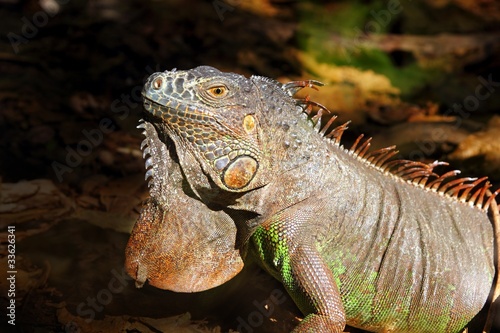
[291,313,345,333]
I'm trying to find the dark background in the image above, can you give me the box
[1,0,499,332]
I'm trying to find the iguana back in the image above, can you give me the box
[252,129,494,332]
[126,66,499,333]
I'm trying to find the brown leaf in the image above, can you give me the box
[0,179,74,233]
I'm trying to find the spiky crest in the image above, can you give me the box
[284,80,499,212]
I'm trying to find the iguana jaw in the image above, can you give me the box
[141,67,269,194]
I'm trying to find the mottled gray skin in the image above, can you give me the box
[126,66,495,333]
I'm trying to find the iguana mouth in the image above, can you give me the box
[142,96,215,125]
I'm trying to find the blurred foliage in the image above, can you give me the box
[296,1,499,103]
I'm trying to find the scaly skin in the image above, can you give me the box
[125,120,244,292]
[126,66,497,333]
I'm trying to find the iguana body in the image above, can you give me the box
[125,66,499,333]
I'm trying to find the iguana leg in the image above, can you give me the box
[286,244,346,333]
[253,205,346,333]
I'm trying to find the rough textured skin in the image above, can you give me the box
[125,121,243,292]
[125,66,498,333]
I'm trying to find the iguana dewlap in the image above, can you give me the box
[125,66,500,333]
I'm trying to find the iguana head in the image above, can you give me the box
[142,66,290,196]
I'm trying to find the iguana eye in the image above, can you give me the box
[207,85,228,98]
[153,78,163,90]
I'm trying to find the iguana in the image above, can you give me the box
[125,66,500,333]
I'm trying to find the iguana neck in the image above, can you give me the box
[226,110,338,216]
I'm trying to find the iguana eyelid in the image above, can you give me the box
[206,84,229,98]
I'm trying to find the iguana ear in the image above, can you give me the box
[125,197,244,292]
